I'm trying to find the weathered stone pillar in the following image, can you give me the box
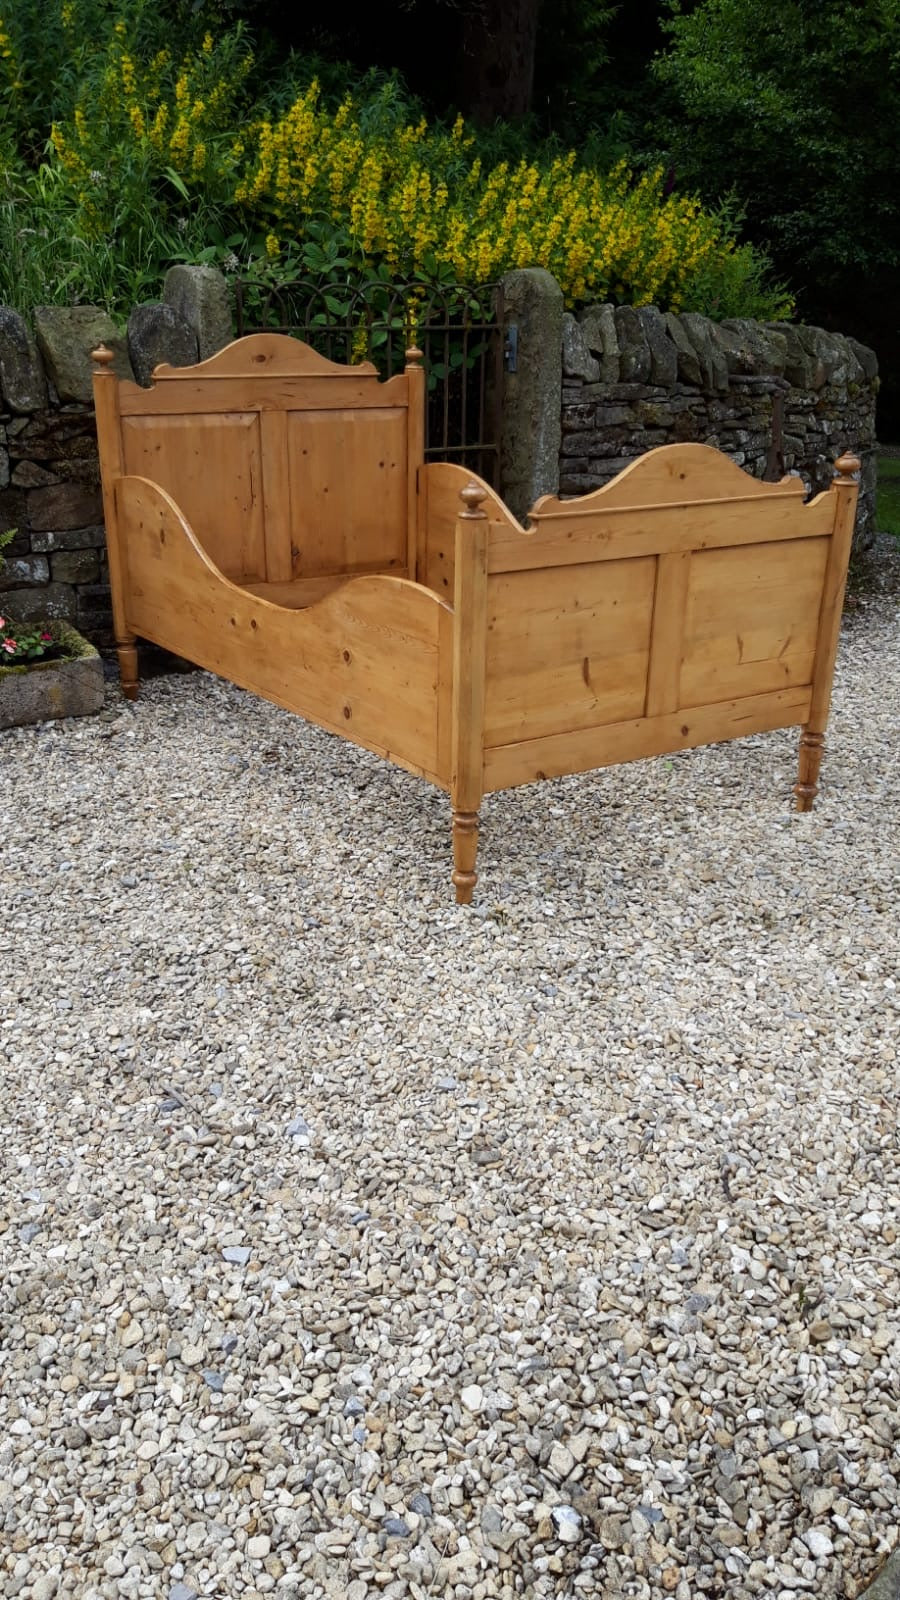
[498,268,564,519]
[0,308,47,413]
[127,303,199,385]
[34,306,133,401]
[163,266,233,361]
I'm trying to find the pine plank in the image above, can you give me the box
[419,462,523,597]
[484,558,656,746]
[286,407,408,578]
[488,492,834,572]
[260,410,293,583]
[483,686,813,792]
[680,538,829,706]
[242,569,395,609]
[531,442,807,514]
[121,411,266,583]
[645,551,691,716]
[118,375,411,416]
[117,475,450,784]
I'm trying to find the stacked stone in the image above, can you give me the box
[0,308,107,636]
[0,267,230,643]
[560,305,878,545]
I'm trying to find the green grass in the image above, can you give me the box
[876,454,900,539]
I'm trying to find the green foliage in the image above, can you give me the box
[0,0,211,157]
[0,155,235,309]
[0,0,792,323]
[653,0,900,295]
[0,0,252,308]
[876,457,900,540]
[0,612,61,663]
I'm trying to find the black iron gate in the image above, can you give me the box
[233,276,504,487]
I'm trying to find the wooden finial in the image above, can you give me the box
[92,344,115,371]
[405,345,424,369]
[459,482,488,519]
[834,452,860,479]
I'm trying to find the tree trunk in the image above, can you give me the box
[458,0,542,124]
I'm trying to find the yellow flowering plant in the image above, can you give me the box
[48,15,253,240]
[230,80,792,318]
[0,0,792,324]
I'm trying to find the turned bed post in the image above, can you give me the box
[450,483,489,904]
[794,452,860,810]
[404,344,425,581]
[92,344,138,700]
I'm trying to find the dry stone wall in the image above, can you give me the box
[559,304,878,541]
[0,269,221,644]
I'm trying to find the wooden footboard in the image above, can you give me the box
[116,476,453,786]
[476,445,858,792]
[435,444,858,898]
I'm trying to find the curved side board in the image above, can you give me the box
[489,442,830,575]
[529,441,807,519]
[116,476,453,786]
[417,460,526,599]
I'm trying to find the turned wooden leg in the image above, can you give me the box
[452,809,479,904]
[117,638,139,701]
[794,729,825,811]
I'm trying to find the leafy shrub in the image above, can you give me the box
[232,80,792,316]
[0,0,792,320]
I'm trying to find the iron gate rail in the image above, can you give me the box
[234,276,504,487]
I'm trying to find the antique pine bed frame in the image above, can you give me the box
[92,334,859,903]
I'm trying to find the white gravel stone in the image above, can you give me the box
[1,576,898,1600]
[804,1528,836,1559]
[460,1385,484,1414]
[548,1442,576,1479]
[551,1505,583,1543]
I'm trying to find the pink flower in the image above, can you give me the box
[3,638,17,654]
[41,631,52,641]
[0,616,5,628]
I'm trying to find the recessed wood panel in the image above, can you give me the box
[122,412,265,582]
[287,408,408,578]
[484,557,656,747]
[680,537,829,707]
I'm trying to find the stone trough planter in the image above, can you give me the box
[0,621,105,729]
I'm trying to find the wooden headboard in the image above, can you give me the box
[92,334,425,587]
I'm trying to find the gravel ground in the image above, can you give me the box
[2,585,898,1600]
